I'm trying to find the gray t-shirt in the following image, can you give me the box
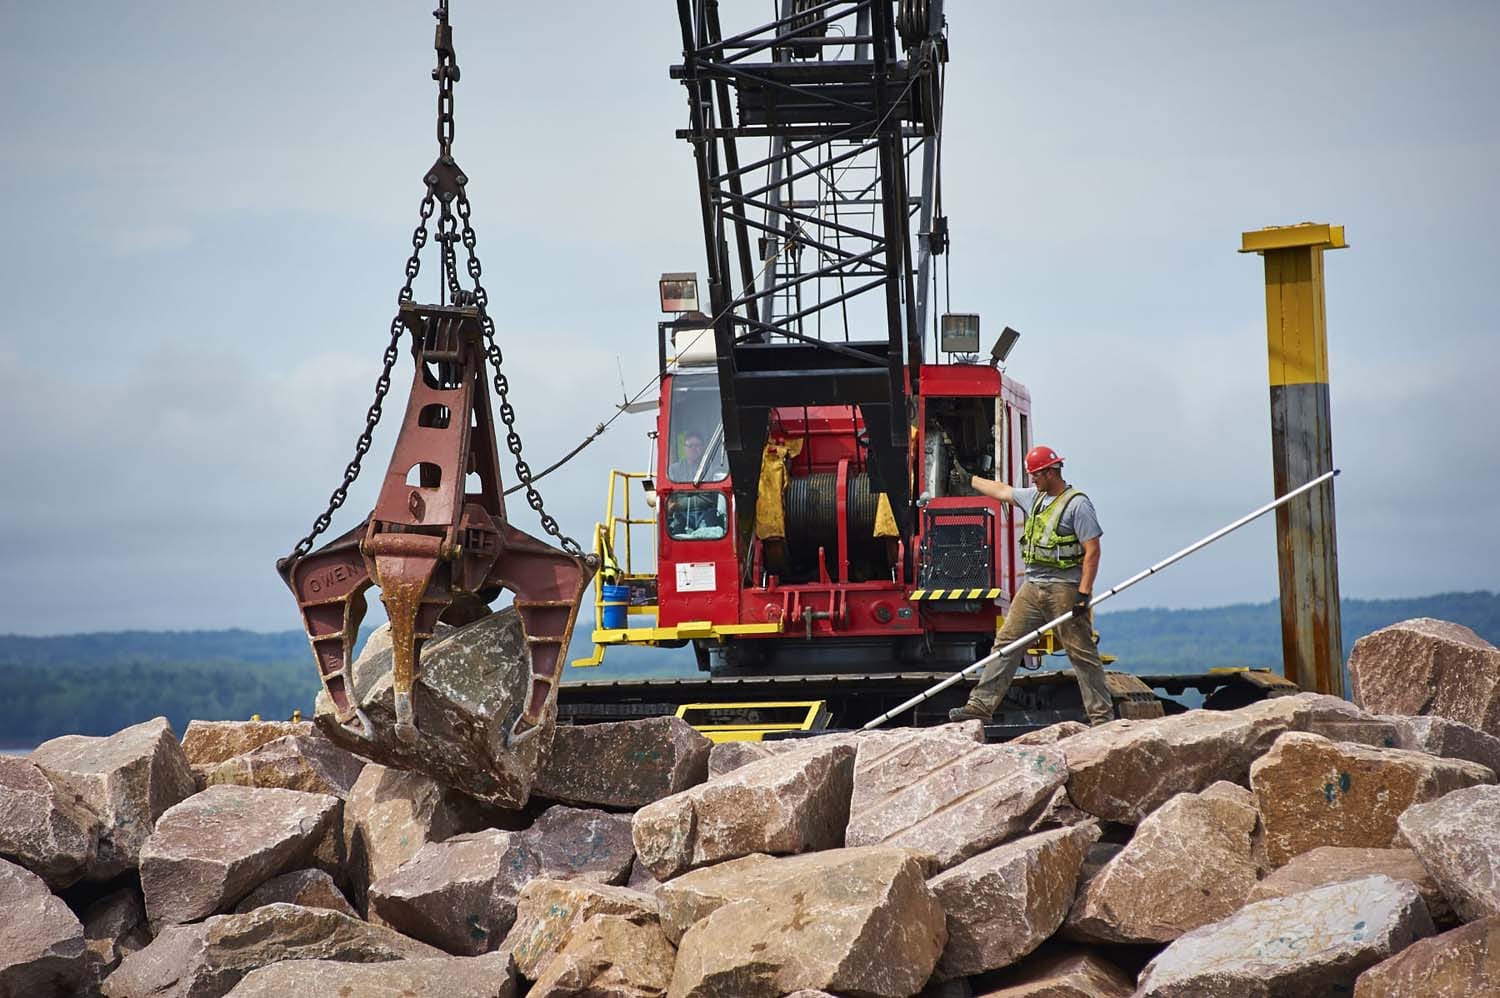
[1010,486,1101,586]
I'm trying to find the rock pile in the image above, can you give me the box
[1,615,1498,997]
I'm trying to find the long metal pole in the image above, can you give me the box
[861,469,1340,730]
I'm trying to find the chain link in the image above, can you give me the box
[288,194,435,560]
[286,0,583,562]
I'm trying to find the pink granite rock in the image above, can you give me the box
[1353,916,1500,997]
[535,716,711,808]
[315,610,553,809]
[845,730,1068,870]
[0,857,88,998]
[367,828,538,956]
[232,868,357,918]
[1350,618,1500,735]
[522,805,635,885]
[341,762,495,911]
[529,913,673,998]
[1135,875,1434,997]
[139,785,343,929]
[502,878,658,979]
[1249,845,1451,925]
[226,951,516,997]
[102,902,443,998]
[666,847,946,998]
[205,733,364,798]
[1250,731,1493,866]
[631,740,855,880]
[1397,783,1500,922]
[0,755,101,888]
[1066,782,1263,944]
[929,822,1100,978]
[30,717,196,880]
[1060,694,1349,825]
[180,720,312,789]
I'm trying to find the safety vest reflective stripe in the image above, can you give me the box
[1021,487,1085,568]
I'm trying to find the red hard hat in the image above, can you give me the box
[1025,445,1064,475]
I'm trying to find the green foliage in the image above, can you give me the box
[1097,590,1500,674]
[2,592,1495,746]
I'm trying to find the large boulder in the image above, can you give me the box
[232,868,357,918]
[704,723,985,779]
[341,762,494,911]
[1352,915,1500,997]
[970,944,1134,997]
[503,879,658,980]
[367,828,538,956]
[1397,783,1500,921]
[928,822,1099,979]
[1248,846,1451,925]
[1060,694,1351,824]
[666,847,946,998]
[1384,713,1500,777]
[631,740,855,880]
[180,720,312,789]
[0,857,88,998]
[0,755,100,888]
[535,717,711,808]
[315,610,552,809]
[522,805,635,885]
[1349,618,1500,735]
[30,716,196,880]
[101,903,444,998]
[81,887,151,985]
[529,913,674,998]
[139,784,343,929]
[205,734,365,798]
[1065,781,1263,944]
[226,951,516,997]
[845,731,1068,870]
[1250,732,1493,867]
[1010,721,1088,746]
[1135,875,1434,997]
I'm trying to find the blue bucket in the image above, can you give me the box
[601,583,630,629]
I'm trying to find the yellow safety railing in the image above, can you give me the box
[571,468,784,667]
[572,469,658,666]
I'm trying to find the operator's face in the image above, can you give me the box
[1033,465,1063,492]
[684,436,705,462]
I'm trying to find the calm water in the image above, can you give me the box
[0,748,33,756]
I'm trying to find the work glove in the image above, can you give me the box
[1073,589,1092,620]
[947,459,976,495]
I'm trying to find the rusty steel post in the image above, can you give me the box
[1240,223,1347,697]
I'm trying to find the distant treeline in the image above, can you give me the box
[1,592,1495,745]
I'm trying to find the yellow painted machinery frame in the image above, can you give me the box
[675,700,831,743]
[571,468,784,667]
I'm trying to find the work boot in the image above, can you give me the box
[948,702,992,723]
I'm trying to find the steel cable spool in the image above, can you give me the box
[784,472,882,567]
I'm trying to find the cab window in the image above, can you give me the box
[665,490,728,541]
[667,372,728,483]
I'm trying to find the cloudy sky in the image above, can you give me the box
[1,2,1495,636]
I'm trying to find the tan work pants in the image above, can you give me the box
[969,580,1115,726]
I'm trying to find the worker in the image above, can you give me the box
[949,445,1114,727]
[668,432,708,481]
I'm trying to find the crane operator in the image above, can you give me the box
[948,445,1115,727]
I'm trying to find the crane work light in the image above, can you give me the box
[940,313,980,353]
[659,273,699,314]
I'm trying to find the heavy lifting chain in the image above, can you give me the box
[287,0,581,560]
